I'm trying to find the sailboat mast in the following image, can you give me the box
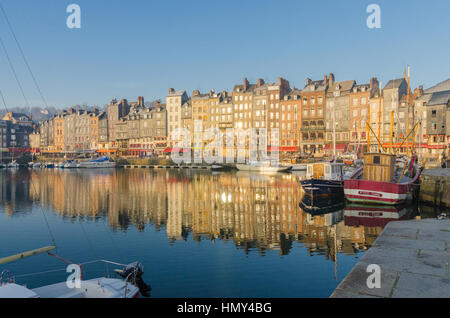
[406,66,411,153]
[367,102,371,153]
[333,107,336,159]
[378,81,382,153]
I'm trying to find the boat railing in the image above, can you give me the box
[397,165,421,185]
[9,259,128,281]
[348,167,363,179]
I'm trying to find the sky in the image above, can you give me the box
[0,0,449,109]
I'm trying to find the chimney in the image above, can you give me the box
[328,73,335,85]
[306,78,312,86]
[324,75,328,85]
[414,86,424,98]
[137,96,144,107]
[154,100,161,106]
[370,77,379,89]
[257,78,265,87]
[243,77,249,91]
[168,88,175,94]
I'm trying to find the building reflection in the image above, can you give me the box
[0,169,417,259]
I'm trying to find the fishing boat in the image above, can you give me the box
[77,156,116,169]
[0,247,151,298]
[344,109,421,205]
[301,162,345,196]
[344,153,420,205]
[235,161,292,173]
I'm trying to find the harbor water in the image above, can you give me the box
[0,168,442,297]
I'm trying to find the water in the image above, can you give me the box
[0,168,425,297]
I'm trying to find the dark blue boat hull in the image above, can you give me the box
[301,179,344,196]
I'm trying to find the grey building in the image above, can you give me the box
[326,79,355,149]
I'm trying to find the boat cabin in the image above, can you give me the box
[363,153,396,182]
[306,162,344,181]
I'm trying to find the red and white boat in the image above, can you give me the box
[344,153,421,205]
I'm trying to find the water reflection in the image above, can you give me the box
[0,169,419,258]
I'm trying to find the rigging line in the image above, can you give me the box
[0,31,30,109]
[0,3,48,110]
[0,85,57,249]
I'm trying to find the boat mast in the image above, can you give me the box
[390,111,394,154]
[333,105,336,161]
[367,102,371,153]
[378,81,382,153]
[0,246,56,265]
[406,66,411,153]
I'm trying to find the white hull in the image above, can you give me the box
[0,278,139,298]
[76,162,116,169]
[291,164,307,171]
[236,163,291,172]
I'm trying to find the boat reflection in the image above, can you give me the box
[300,193,345,216]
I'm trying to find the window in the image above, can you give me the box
[373,156,380,164]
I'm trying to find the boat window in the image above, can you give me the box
[373,156,380,164]
[325,165,331,174]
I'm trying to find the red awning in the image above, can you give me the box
[280,146,299,152]
[163,148,190,153]
[324,144,347,151]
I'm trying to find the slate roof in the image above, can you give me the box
[383,78,406,90]
[424,79,450,94]
[427,90,450,106]
[301,79,327,93]
[327,80,355,95]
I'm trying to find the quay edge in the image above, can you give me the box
[330,218,450,298]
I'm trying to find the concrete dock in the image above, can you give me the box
[331,218,450,298]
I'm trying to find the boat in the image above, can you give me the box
[291,163,307,171]
[63,160,79,169]
[210,164,233,171]
[6,160,20,169]
[235,161,292,173]
[0,247,151,298]
[44,163,55,169]
[300,162,345,196]
[76,156,116,169]
[344,153,421,205]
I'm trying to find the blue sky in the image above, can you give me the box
[0,0,449,109]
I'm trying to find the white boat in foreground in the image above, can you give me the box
[0,246,151,298]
